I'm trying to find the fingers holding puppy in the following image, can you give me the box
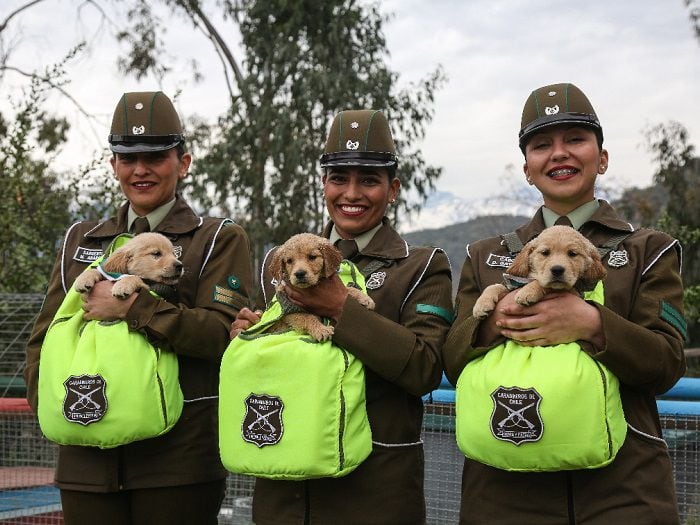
[230,307,262,338]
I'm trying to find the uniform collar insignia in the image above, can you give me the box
[366,271,386,290]
[608,249,629,268]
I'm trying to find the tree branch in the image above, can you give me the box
[0,0,47,34]
[176,0,252,112]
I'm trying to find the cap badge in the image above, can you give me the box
[547,91,557,97]
[545,105,560,116]
[346,140,359,150]
[608,249,629,268]
[350,121,359,129]
[134,102,144,110]
[132,125,145,135]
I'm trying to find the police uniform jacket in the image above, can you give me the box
[442,201,686,525]
[252,218,454,525]
[24,196,253,492]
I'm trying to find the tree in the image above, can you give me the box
[117,0,445,268]
[644,121,700,344]
[0,72,73,292]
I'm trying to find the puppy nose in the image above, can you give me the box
[174,260,183,272]
[294,270,307,280]
[550,265,565,278]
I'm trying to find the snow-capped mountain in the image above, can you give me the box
[400,190,539,233]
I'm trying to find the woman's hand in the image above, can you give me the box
[230,307,262,339]
[484,290,605,349]
[283,274,349,322]
[82,280,137,321]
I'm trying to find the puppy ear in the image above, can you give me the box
[321,241,343,278]
[269,246,284,281]
[102,247,131,274]
[583,248,607,283]
[507,244,533,277]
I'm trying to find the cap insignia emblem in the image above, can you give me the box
[350,121,359,129]
[547,91,557,97]
[545,105,560,116]
[134,102,144,110]
[608,249,629,268]
[132,125,145,135]
[346,140,359,150]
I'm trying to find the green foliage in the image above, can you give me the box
[0,75,73,293]
[178,0,445,267]
[644,121,700,344]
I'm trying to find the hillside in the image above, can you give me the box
[403,214,528,290]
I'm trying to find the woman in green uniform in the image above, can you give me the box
[442,83,686,524]
[231,109,454,524]
[25,91,254,524]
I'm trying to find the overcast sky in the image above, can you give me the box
[3,0,699,203]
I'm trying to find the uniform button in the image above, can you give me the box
[129,320,138,329]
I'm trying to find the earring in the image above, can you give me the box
[389,199,396,204]
[598,165,606,174]
[526,177,533,184]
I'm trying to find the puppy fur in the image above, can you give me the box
[269,233,375,341]
[472,225,606,319]
[74,232,183,299]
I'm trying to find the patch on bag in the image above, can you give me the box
[242,393,284,447]
[490,386,543,445]
[486,253,514,269]
[62,374,107,425]
[73,246,103,263]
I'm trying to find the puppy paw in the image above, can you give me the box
[514,288,543,306]
[111,276,146,299]
[348,288,375,310]
[472,284,507,319]
[309,323,335,342]
[74,270,102,294]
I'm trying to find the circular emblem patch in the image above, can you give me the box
[228,275,240,290]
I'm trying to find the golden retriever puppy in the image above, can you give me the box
[472,225,606,319]
[269,233,375,341]
[74,232,183,299]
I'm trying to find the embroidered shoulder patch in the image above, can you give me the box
[228,275,241,290]
[660,301,687,340]
[416,304,453,324]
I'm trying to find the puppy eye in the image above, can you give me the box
[568,250,579,257]
[152,250,162,258]
[285,257,293,265]
[540,249,550,257]
[308,255,318,261]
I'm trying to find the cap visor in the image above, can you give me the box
[110,140,180,154]
[320,158,397,168]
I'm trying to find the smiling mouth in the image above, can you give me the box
[547,168,578,180]
[133,181,156,189]
[339,204,366,215]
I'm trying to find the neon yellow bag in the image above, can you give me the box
[219,261,372,480]
[456,282,627,472]
[38,235,183,449]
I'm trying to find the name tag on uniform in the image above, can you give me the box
[485,253,514,269]
[73,247,103,263]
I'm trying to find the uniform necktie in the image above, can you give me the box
[554,215,573,227]
[131,217,150,235]
[336,239,359,260]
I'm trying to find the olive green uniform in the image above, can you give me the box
[25,196,253,492]
[252,218,453,525]
[442,201,686,524]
